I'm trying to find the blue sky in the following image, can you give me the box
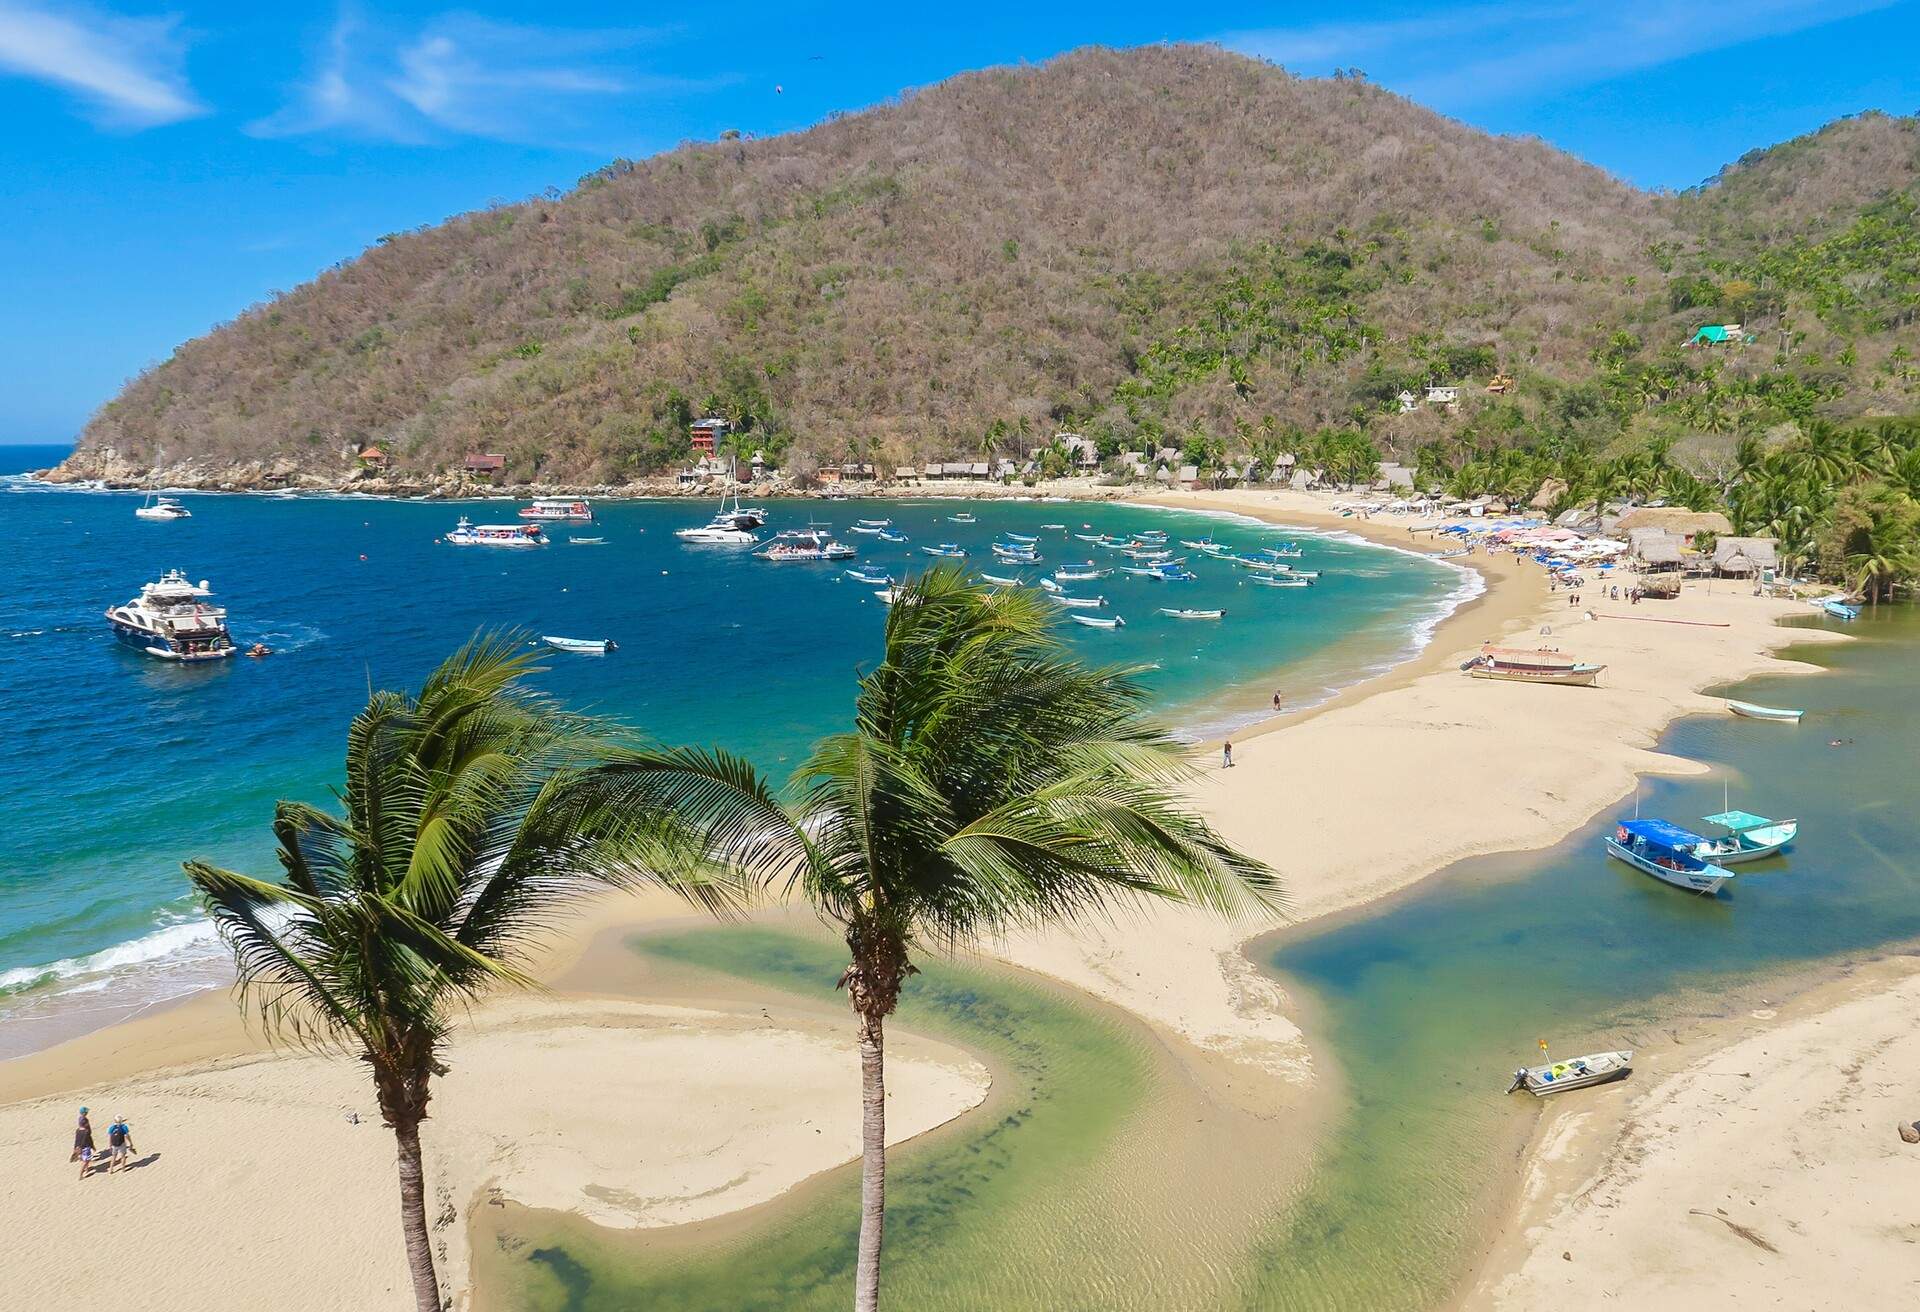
[1,1,1914,444]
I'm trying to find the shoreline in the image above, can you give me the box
[0,484,1870,1310]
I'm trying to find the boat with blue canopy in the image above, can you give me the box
[1605,818,1736,894]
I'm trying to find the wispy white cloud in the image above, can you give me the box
[1218,0,1899,108]
[0,1,203,127]
[249,8,722,150]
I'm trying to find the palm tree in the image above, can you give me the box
[185,636,732,1312]
[591,572,1280,1312]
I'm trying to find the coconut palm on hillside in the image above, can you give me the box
[593,568,1281,1311]
[185,635,736,1312]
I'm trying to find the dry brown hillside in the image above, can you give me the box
[63,45,1915,485]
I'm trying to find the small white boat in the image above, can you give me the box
[1507,1050,1632,1097]
[875,587,901,604]
[1272,567,1320,579]
[1251,575,1310,589]
[857,518,892,528]
[1465,646,1602,686]
[1160,608,1225,620]
[1040,523,1066,530]
[1055,596,1105,609]
[543,636,616,654]
[135,495,191,521]
[1071,613,1124,629]
[1038,578,1063,594]
[948,513,977,524]
[1606,819,1736,894]
[849,524,886,535]
[845,568,892,586]
[1003,532,1038,544]
[878,531,909,543]
[568,536,607,546]
[979,572,1023,587]
[921,543,968,558]
[1726,699,1804,722]
[1074,533,1107,543]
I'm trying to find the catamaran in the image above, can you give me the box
[1605,819,1736,894]
[105,570,236,662]
[675,485,765,544]
[1464,646,1602,687]
[1507,1050,1633,1097]
[445,518,545,547]
[759,526,856,561]
[134,495,191,521]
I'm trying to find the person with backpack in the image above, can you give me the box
[106,1116,137,1173]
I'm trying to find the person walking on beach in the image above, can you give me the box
[73,1107,95,1179]
[1222,740,1234,769]
[1272,690,1282,711]
[106,1116,137,1173]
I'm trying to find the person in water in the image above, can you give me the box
[73,1107,95,1179]
[106,1116,137,1172]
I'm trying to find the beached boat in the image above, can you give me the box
[542,636,617,654]
[1605,819,1736,894]
[845,568,892,586]
[1464,646,1603,687]
[445,517,545,547]
[1694,810,1798,864]
[1055,596,1105,609]
[134,495,191,521]
[1506,1050,1632,1097]
[1071,614,1124,629]
[1822,600,1860,621]
[1726,698,1804,722]
[1160,608,1225,620]
[760,527,856,561]
[921,543,968,558]
[520,497,592,521]
[105,570,237,662]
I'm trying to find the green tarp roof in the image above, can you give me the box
[1703,810,1774,831]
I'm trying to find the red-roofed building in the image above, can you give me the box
[356,444,390,471]
[463,452,506,481]
[690,416,729,453]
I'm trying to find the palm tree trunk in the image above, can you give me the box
[393,1117,443,1312]
[854,1005,887,1312]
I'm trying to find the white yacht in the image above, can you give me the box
[105,570,235,661]
[676,487,766,544]
[134,495,191,521]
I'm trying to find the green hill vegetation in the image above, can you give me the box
[58,47,1920,590]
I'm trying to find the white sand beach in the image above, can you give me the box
[0,485,1885,1310]
[1474,957,1920,1309]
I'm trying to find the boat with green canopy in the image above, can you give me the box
[1694,810,1798,864]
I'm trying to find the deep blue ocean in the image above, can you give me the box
[0,444,1471,1052]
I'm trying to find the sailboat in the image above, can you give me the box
[135,494,191,520]
[675,462,766,544]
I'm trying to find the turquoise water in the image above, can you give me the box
[0,445,1468,1051]
[1258,605,1920,1308]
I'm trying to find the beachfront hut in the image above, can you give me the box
[356,444,390,472]
[1610,507,1733,547]
[1530,477,1567,511]
[895,465,920,483]
[1713,536,1778,578]
[463,452,506,482]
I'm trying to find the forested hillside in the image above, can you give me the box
[59,46,1918,487]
